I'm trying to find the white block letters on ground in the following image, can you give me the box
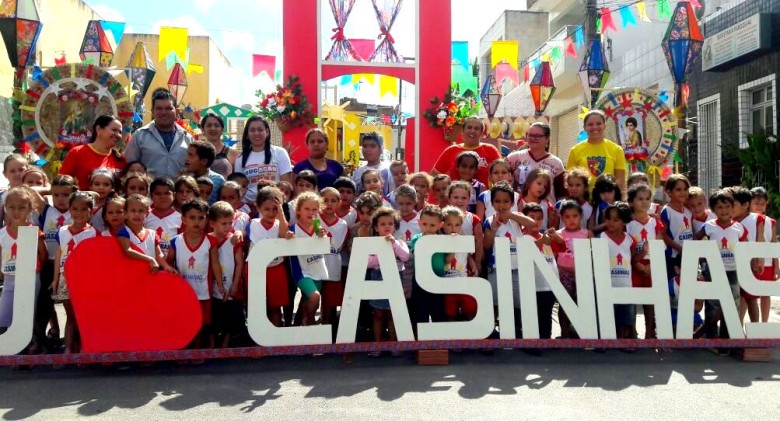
[0,227,38,355]
[735,242,780,339]
[415,235,494,340]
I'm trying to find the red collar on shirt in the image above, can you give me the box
[151,208,177,219]
[715,219,735,229]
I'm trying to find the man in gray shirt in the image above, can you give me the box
[125,88,193,179]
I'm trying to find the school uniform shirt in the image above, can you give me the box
[90,206,105,233]
[478,191,519,220]
[289,224,329,281]
[322,216,348,280]
[56,226,100,285]
[145,208,182,256]
[601,232,635,288]
[444,251,469,278]
[699,220,748,272]
[692,209,716,234]
[735,212,765,242]
[233,145,293,204]
[660,204,693,258]
[524,232,560,292]
[555,199,593,230]
[337,206,358,228]
[518,197,555,231]
[246,218,285,267]
[396,212,421,245]
[210,232,242,300]
[460,211,482,237]
[39,205,71,260]
[627,216,665,262]
[506,149,565,199]
[468,180,486,214]
[116,225,159,258]
[232,210,250,236]
[764,217,777,267]
[170,234,216,300]
[484,216,522,270]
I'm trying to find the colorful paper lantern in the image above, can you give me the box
[480,74,502,118]
[125,42,156,111]
[0,0,42,68]
[529,61,556,116]
[167,62,188,105]
[661,1,703,106]
[79,20,125,67]
[578,38,610,108]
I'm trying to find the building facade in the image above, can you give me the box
[688,0,779,193]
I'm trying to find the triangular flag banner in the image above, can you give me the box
[523,65,530,82]
[252,54,276,78]
[100,21,126,50]
[636,1,652,23]
[550,46,562,61]
[378,75,398,97]
[340,74,352,85]
[565,37,577,57]
[596,17,602,34]
[620,6,637,27]
[158,26,188,62]
[491,40,519,70]
[354,73,375,85]
[541,52,551,62]
[600,8,617,33]
[349,39,375,61]
[451,41,469,72]
[573,27,584,49]
[657,0,672,20]
[690,0,702,8]
[165,48,190,71]
[188,64,204,74]
[495,62,519,86]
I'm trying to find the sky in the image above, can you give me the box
[84,0,528,106]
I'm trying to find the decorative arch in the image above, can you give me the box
[283,0,452,171]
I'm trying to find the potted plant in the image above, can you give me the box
[423,87,480,143]
[256,75,315,132]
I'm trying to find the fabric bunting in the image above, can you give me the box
[550,46,562,61]
[188,64,203,74]
[573,27,584,49]
[564,37,577,57]
[491,40,519,70]
[495,62,519,86]
[636,1,652,23]
[600,8,617,33]
[657,0,672,20]
[252,54,276,78]
[339,74,352,85]
[378,75,398,97]
[158,26,188,62]
[353,73,375,85]
[451,41,469,72]
[165,48,189,71]
[523,65,530,82]
[349,38,375,61]
[325,0,362,61]
[368,0,403,62]
[619,6,637,27]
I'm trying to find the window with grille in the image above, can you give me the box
[750,84,774,135]
[697,95,722,195]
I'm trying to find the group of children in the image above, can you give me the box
[0,136,776,359]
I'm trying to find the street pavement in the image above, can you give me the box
[0,298,779,420]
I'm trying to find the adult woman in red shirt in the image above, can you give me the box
[59,115,127,190]
[430,117,501,186]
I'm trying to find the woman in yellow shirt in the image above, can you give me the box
[566,110,627,196]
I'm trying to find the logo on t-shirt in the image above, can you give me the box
[586,156,606,176]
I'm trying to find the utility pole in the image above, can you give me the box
[585,0,599,42]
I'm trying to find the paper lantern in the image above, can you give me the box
[578,39,610,108]
[480,74,502,118]
[530,61,555,116]
[125,42,157,110]
[0,0,42,68]
[79,20,125,67]
[167,62,188,105]
[661,1,703,106]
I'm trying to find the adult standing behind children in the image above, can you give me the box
[200,113,240,178]
[566,110,627,197]
[352,132,392,195]
[293,128,344,190]
[234,116,293,204]
[59,115,127,190]
[506,122,565,198]
[431,117,501,186]
[125,88,193,179]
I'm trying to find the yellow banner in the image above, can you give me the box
[353,73,375,85]
[378,75,398,97]
[188,64,204,74]
[158,27,188,62]
[491,41,519,70]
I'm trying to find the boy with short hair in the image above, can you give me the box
[145,177,181,256]
[750,187,778,322]
[196,176,214,203]
[660,174,693,276]
[334,177,358,227]
[207,201,245,348]
[687,186,715,234]
[409,204,446,324]
[185,141,225,204]
[729,186,766,324]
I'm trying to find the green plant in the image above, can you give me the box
[728,131,780,218]
[422,87,480,129]
[256,75,315,128]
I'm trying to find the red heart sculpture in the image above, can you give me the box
[66,236,202,353]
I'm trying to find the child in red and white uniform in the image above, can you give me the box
[627,172,660,215]
[52,191,101,355]
[101,195,126,237]
[334,177,358,228]
[448,181,484,275]
[247,186,291,327]
[519,168,558,231]
[523,203,560,340]
[361,169,393,208]
[168,199,222,349]
[219,181,250,237]
[289,192,330,327]
[627,184,665,339]
[476,159,518,221]
[408,172,432,213]
[600,202,638,340]
[0,187,46,337]
[687,186,715,233]
[694,191,748,338]
[556,168,593,229]
[394,185,420,304]
[208,201,245,348]
[549,199,592,338]
[661,175,693,274]
[729,186,766,324]
[116,194,175,273]
[454,151,486,214]
[319,187,349,328]
[88,168,117,232]
[441,206,477,322]
[145,177,181,258]
[750,186,778,323]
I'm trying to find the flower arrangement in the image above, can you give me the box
[423,87,480,129]
[256,75,315,131]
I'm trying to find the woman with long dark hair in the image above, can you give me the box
[233,116,293,203]
[200,113,239,178]
[59,115,127,190]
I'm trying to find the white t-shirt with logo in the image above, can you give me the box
[234,145,293,203]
